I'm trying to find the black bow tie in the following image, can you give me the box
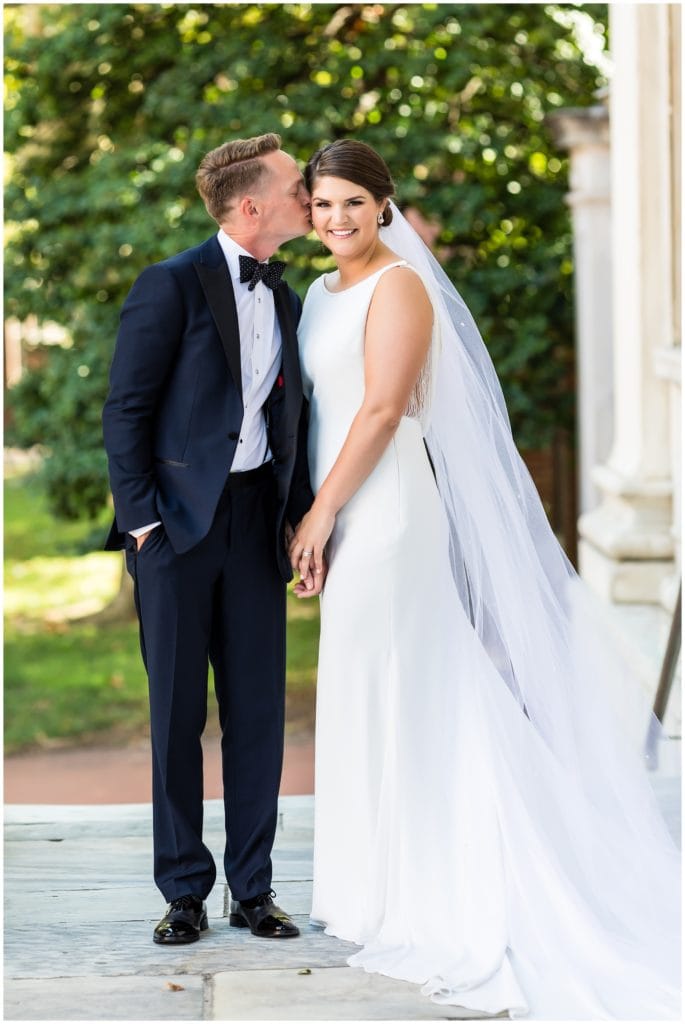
[238,254,286,291]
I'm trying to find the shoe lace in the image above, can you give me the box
[170,894,201,911]
[252,888,276,907]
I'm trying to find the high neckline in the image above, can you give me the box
[322,260,408,295]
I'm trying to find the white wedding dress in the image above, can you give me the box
[297,261,680,1019]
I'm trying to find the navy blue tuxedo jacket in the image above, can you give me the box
[102,235,313,580]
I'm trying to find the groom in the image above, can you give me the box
[102,133,317,944]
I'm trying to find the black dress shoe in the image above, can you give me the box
[229,889,300,938]
[153,894,208,945]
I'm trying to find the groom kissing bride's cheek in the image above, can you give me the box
[104,133,315,944]
[104,134,678,1018]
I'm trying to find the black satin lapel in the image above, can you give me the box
[274,286,300,393]
[194,261,243,398]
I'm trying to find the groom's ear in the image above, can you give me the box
[237,194,259,220]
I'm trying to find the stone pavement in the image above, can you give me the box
[3,797,503,1021]
[4,757,680,1022]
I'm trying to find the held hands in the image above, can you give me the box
[292,556,328,598]
[289,503,334,598]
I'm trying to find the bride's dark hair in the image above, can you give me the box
[305,140,396,225]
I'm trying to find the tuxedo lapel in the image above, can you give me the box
[274,285,301,414]
[194,239,243,399]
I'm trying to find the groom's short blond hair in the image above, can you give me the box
[196,133,282,223]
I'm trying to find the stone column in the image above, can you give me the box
[578,3,678,604]
[653,3,682,612]
[547,102,612,514]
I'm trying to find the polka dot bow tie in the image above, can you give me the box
[238,255,286,291]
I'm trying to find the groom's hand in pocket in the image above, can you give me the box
[136,530,153,551]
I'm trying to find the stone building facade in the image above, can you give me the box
[552,4,681,613]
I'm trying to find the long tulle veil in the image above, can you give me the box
[380,200,680,1011]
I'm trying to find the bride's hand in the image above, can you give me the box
[289,503,335,590]
[293,552,328,598]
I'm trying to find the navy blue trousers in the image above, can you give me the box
[125,464,286,903]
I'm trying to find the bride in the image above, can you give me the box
[289,139,680,1019]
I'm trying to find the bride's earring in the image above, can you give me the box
[377,210,384,226]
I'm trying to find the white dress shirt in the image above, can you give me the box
[130,231,282,537]
[217,230,282,472]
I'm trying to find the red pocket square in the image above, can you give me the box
[277,374,284,389]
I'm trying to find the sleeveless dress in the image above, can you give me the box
[297,263,680,1019]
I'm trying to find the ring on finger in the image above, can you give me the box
[302,549,313,557]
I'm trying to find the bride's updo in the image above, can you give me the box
[305,140,396,226]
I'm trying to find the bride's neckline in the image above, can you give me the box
[322,259,408,295]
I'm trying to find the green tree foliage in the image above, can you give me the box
[5,3,608,519]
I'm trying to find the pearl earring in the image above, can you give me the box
[377,211,384,226]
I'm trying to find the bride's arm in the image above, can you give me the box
[290,267,432,584]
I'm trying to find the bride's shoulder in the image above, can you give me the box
[370,262,433,331]
[374,260,432,304]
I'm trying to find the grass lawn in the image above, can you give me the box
[4,472,320,754]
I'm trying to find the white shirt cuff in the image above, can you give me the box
[129,522,161,538]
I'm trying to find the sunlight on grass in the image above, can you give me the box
[4,469,321,752]
[4,623,148,752]
[286,610,320,688]
[5,552,121,618]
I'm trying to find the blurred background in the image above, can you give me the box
[4,3,680,803]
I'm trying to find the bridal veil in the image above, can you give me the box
[376,201,680,1015]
